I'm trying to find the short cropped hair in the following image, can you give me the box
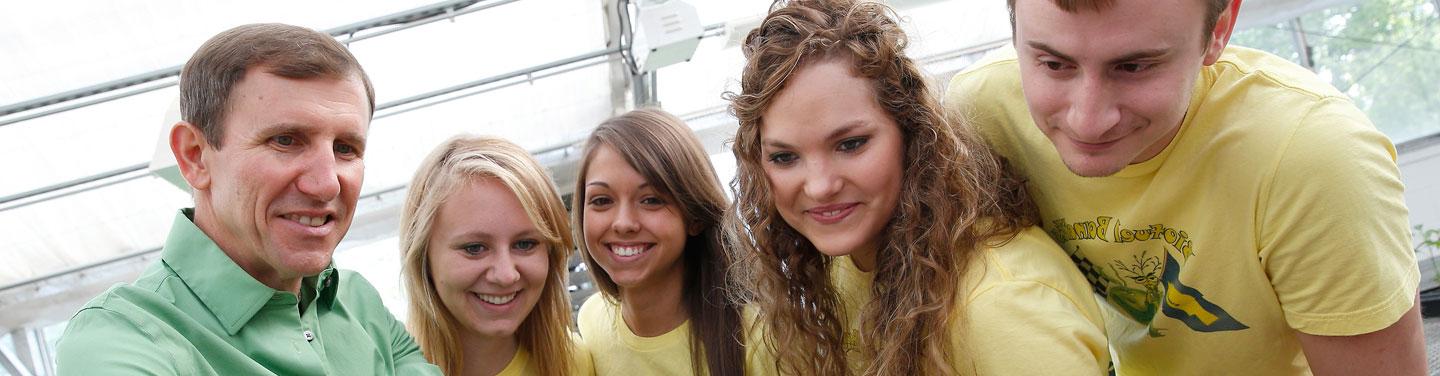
[180,23,375,147]
[1007,0,1232,45]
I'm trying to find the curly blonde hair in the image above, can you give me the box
[724,0,1036,374]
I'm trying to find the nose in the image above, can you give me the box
[802,159,843,201]
[485,250,522,285]
[1065,74,1122,142]
[611,202,641,234]
[296,146,342,201]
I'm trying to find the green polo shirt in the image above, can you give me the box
[54,209,440,375]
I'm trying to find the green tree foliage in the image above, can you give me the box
[1231,0,1440,143]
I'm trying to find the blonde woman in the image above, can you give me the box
[726,0,1110,374]
[401,135,590,376]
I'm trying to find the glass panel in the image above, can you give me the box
[0,332,13,376]
[42,321,66,368]
[0,85,176,200]
[0,0,437,104]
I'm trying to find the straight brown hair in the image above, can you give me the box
[573,108,744,376]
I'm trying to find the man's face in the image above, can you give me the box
[1013,0,1222,177]
[196,70,369,289]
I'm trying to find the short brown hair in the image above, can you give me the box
[1007,0,1231,45]
[180,23,375,147]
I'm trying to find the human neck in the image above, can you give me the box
[849,241,880,273]
[617,266,688,337]
[189,204,302,294]
[459,332,518,376]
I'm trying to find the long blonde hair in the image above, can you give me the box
[572,108,744,376]
[724,0,1036,374]
[400,135,575,376]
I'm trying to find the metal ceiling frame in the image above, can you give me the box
[0,0,492,122]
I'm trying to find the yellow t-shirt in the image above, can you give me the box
[945,46,1418,375]
[745,227,1112,375]
[493,339,594,376]
[495,347,531,376]
[577,294,703,375]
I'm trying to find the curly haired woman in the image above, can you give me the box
[726,1,1111,374]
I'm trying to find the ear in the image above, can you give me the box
[1203,0,1243,65]
[170,121,212,191]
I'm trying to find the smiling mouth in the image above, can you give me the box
[283,214,331,227]
[609,244,651,257]
[806,203,857,224]
[1071,138,1122,151]
[473,292,517,305]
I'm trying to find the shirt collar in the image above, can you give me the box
[162,209,341,335]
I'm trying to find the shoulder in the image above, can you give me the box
[65,281,180,334]
[336,269,380,295]
[1213,46,1349,100]
[946,46,1021,94]
[944,47,1023,118]
[961,226,1106,329]
[576,293,614,334]
[331,269,396,318]
[577,293,609,319]
[1199,46,1371,141]
[957,227,1112,374]
[967,227,1090,298]
[56,296,181,374]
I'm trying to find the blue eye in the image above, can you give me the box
[273,135,296,146]
[460,243,487,256]
[837,137,868,152]
[514,240,539,252]
[767,152,798,166]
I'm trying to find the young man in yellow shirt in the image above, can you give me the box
[946,0,1425,374]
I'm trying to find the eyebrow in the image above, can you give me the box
[761,120,870,150]
[267,122,368,147]
[452,231,493,243]
[452,229,541,243]
[583,181,652,191]
[1026,41,1172,65]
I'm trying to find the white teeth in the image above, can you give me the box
[823,210,842,217]
[475,292,517,305]
[285,214,327,227]
[611,244,647,257]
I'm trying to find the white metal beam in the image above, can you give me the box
[1,330,35,376]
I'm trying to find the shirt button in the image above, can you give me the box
[303,330,315,342]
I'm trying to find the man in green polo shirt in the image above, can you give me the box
[54,23,440,375]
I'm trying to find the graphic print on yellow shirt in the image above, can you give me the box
[1048,216,1246,338]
